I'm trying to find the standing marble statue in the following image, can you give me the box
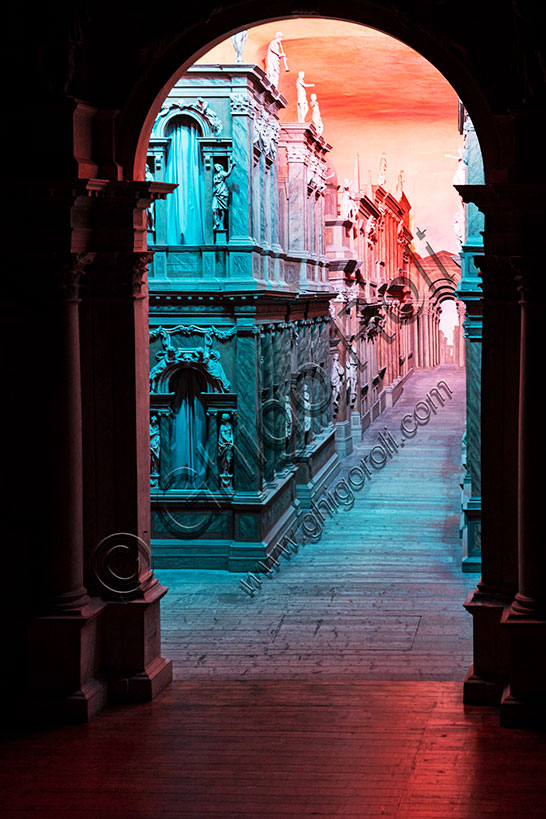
[212,160,236,231]
[378,152,388,187]
[218,413,234,489]
[310,93,323,136]
[331,352,345,416]
[266,32,288,87]
[150,414,160,485]
[346,343,358,409]
[296,71,315,123]
[231,30,248,63]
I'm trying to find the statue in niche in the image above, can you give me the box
[266,32,288,87]
[206,349,231,392]
[303,384,312,439]
[212,160,236,231]
[346,343,358,409]
[330,353,345,416]
[150,414,160,485]
[296,71,315,123]
[310,93,323,136]
[378,152,388,187]
[146,164,156,233]
[340,179,354,221]
[231,30,248,63]
[218,413,234,489]
[285,393,293,440]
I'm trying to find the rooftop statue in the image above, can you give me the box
[378,152,388,187]
[231,30,248,63]
[296,71,315,123]
[310,93,323,136]
[266,32,289,87]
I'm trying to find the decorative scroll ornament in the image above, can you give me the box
[364,313,386,341]
[149,327,231,392]
[150,414,160,488]
[150,325,237,342]
[156,98,223,136]
[133,252,154,297]
[230,92,253,115]
[253,107,281,159]
[286,143,309,164]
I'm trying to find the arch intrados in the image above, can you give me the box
[120,7,497,182]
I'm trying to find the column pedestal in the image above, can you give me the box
[26,599,107,723]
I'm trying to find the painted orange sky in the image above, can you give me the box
[196,19,463,253]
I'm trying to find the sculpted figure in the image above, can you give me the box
[150,415,160,484]
[218,413,234,488]
[331,353,345,415]
[378,152,387,187]
[310,93,323,136]
[266,32,288,87]
[346,344,358,409]
[303,384,312,434]
[296,71,315,122]
[285,393,293,440]
[212,160,236,231]
[231,30,248,63]
[340,179,354,221]
[206,349,231,392]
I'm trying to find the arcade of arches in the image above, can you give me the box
[4,0,546,807]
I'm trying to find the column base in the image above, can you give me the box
[500,605,546,724]
[463,587,513,702]
[463,664,504,705]
[500,685,546,729]
[25,598,108,724]
[101,580,172,702]
[109,655,173,703]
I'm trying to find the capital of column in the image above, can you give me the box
[53,252,96,302]
[82,251,154,299]
[474,254,521,302]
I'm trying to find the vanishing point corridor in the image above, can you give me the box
[157,366,477,681]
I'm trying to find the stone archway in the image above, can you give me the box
[10,2,545,727]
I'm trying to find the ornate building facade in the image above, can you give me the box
[146,65,339,570]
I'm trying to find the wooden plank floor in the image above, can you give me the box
[3,681,546,818]
[4,368,545,818]
[157,366,479,681]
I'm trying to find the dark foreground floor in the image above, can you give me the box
[3,680,546,818]
[158,366,478,680]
